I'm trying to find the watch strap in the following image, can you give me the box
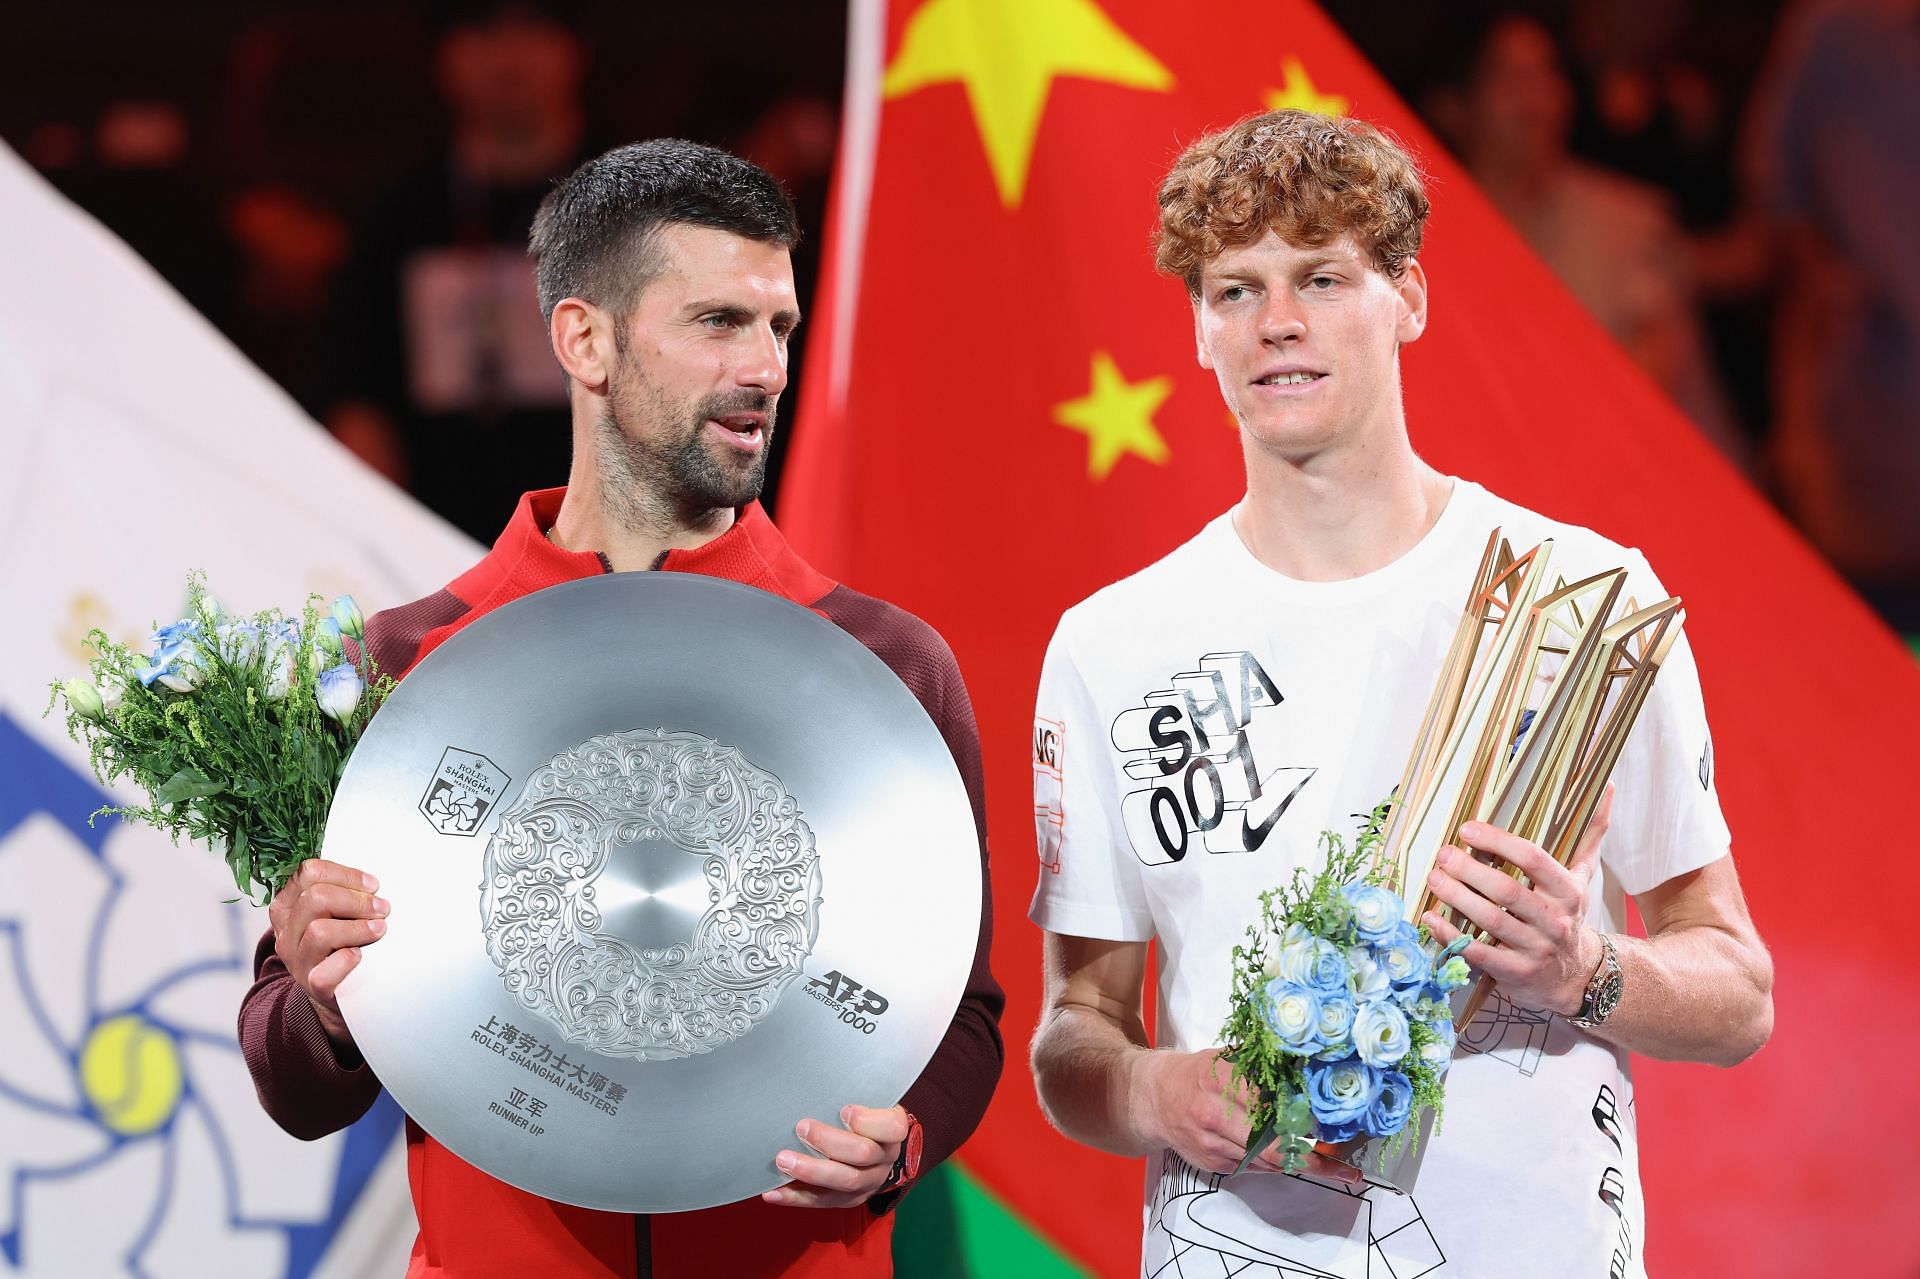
[877,1111,922,1194]
[1570,933,1622,1028]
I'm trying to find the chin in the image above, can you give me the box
[705,471,768,511]
[1240,422,1338,458]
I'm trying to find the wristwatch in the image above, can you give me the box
[1570,933,1623,1028]
[877,1112,924,1194]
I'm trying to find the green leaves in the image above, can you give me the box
[1233,1092,1315,1176]
[230,826,252,897]
[301,735,327,787]
[45,577,389,901]
[1274,1095,1315,1173]
[154,768,224,807]
[1235,1113,1278,1176]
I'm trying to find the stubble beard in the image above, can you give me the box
[595,363,774,537]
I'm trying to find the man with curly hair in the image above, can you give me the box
[1028,110,1771,1277]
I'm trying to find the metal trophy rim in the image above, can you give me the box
[326,572,982,1212]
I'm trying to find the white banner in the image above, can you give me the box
[0,142,479,1278]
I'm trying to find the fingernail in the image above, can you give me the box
[775,1152,797,1173]
[840,1105,854,1126]
[368,919,386,936]
[373,898,391,916]
[363,874,380,893]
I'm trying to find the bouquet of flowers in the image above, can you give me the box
[47,574,390,901]
[1220,803,1472,1176]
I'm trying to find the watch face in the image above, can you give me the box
[1594,972,1624,1020]
[903,1119,925,1179]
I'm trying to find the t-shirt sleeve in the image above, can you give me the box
[1027,619,1157,941]
[1595,552,1733,896]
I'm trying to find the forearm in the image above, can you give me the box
[1582,921,1774,1066]
[1030,1002,1161,1157]
[900,989,1004,1171]
[863,624,1006,1168]
[238,930,384,1139]
[1435,826,1774,1067]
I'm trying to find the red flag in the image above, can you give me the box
[785,2,1920,1275]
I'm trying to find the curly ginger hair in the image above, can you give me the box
[1154,109,1430,291]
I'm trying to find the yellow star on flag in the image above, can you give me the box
[1055,352,1173,480]
[1264,56,1347,116]
[883,0,1174,208]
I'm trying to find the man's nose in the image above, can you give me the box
[734,324,789,395]
[1257,293,1307,343]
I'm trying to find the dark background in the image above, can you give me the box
[12,0,1917,632]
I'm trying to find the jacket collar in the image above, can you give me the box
[418,487,837,669]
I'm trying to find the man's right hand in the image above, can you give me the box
[1035,936,1367,1186]
[269,858,388,1050]
[1134,1048,1362,1185]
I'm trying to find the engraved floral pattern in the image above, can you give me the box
[480,728,821,1060]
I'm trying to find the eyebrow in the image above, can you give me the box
[1207,252,1350,286]
[683,299,804,329]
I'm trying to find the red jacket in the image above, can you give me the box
[240,489,1004,1277]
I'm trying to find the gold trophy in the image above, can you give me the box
[1333,529,1684,1191]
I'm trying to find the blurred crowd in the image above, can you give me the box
[6,0,1917,629]
[4,0,839,546]
[1376,0,1920,630]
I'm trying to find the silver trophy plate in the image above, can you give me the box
[326,572,982,1213]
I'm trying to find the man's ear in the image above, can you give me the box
[550,297,617,390]
[1394,258,1429,345]
[1192,293,1214,371]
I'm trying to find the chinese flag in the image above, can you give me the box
[783,2,1920,1275]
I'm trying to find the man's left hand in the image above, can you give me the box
[1422,789,1614,1015]
[761,1104,911,1209]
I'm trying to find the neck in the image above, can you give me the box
[547,457,739,573]
[1234,428,1452,581]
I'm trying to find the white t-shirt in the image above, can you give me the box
[1029,480,1730,1279]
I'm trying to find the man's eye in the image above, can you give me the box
[702,314,735,329]
[1219,285,1249,303]
[1306,275,1337,290]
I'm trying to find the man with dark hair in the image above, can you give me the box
[1028,110,1771,1277]
[242,139,1004,1278]
[527,138,802,329]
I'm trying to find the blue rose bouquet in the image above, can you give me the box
[48,573,390,901]
[1220,802,1472,1175]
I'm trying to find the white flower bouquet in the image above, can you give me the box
[48,574,390,900]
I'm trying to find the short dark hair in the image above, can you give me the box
[528,139,798,325]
